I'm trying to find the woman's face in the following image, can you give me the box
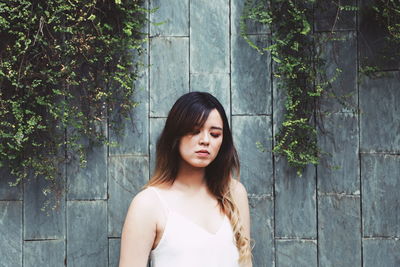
[179,109,224,168]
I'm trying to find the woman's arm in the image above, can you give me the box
[119,189,157,267]
[231,179,252,267]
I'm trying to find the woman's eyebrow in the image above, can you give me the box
[210,126,223,131]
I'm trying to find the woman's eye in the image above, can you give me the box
[211,133,221,138]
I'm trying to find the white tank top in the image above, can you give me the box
[149,187,240,267]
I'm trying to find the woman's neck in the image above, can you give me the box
[174,160,206,191]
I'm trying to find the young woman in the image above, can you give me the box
[119,92,252,267]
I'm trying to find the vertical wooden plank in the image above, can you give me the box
[24,175,65,240]
[66,142,107,200]
[276,240,317,267]
[359,0,400,70]
[0,167,22,200]
[231,34,271,115]
[149,118,166,176]
[359,71,400,153]
[249,196,274,267]
[189,73,231,119]
[67,200,108,267]
[190,0,229,73]
[362,154,400,237]
[108,156,149,237]
[109,41,149,156]
[314,0,356,31]
[318,195,361,266]
[24,240,65,267]
[150,0,189,36]
[275,158,317,238]
[231,0,269,35]
[150,37,189,117]
[317,31,358,113]
[108,238,120,267]
[232,115,273,195]
[0,201,22,267]
[363,239,400,267]
[317,112,359,194]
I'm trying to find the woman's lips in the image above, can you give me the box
[195,150,210,157]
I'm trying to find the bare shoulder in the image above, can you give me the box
[132,187,157,204]
[229,178,251,237]
[125,187,160,222]
[230,178,248,199]
[120,187,161,266]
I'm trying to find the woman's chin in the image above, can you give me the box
[186,159,212,168]
[193,163,210,168]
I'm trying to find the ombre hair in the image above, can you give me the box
[144,92,252,264]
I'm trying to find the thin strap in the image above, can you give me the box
[149,187,170,214]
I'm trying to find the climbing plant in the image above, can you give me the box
[241,0,398,176]
[361,0,400,75]
[375,0,400,44]
[0,1,148,191]
[241,0,333,175]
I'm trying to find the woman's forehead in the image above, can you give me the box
[199,109,223,129]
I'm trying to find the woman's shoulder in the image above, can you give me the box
[127,187,157,214]
[229,178,249,204]
[229,178,248,195]
[131,186,161,207]
[124,186,165,225]
[130,184,172,210]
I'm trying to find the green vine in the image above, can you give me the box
[0,1,148,190]
[373,0,400,39]
[242,0,398,176]
[374,0,400,58]
[361,0,400,75]
[241,0,335,175]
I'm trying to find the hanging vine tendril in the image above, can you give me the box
[0,1,149,191]
[240,0,358,175]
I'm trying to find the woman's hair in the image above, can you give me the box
[144,91,252,264]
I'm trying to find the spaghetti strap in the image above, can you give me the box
[149,186,170,214]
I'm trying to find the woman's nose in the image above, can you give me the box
[199,131,209,145]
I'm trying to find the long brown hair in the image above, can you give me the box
[144,92,252,263]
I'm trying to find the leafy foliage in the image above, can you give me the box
[0,0,147,186]
[241,0,331,175]
[358,0,399,78]
[374,0,400,42]
[372,0,400,66]
[241,0,398,176]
